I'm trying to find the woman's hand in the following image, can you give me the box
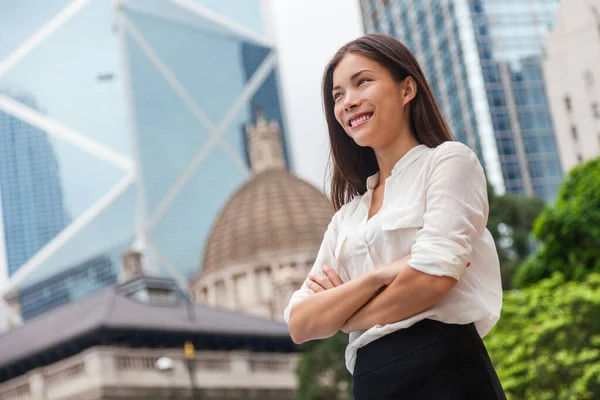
[306,265,344,294]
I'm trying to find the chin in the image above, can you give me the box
[349,129,376,148]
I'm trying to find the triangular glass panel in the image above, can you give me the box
[19,184,135,287]
[125,34,210,215]
[149,145,247,280]
[121,0,233,39]
[0,0,71,61]
[0,111,130,280]
[194,0,265,37]
[124,7,269,123]
[0,0,131,156]
[222,69,290,170]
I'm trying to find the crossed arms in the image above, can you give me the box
[287,254,459,344]
[288,143,486,344]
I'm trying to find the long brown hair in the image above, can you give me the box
[323,34,455,211]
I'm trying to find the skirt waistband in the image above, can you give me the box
[354,319,482,376]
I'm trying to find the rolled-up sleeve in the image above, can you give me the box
[408,142,489,281]
[282,211,343,324]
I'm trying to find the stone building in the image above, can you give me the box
[190,112,333,321]
[0,251,299,399]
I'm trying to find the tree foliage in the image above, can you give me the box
[294,332,352,400]
[487,184,545,289]
[484,273,600,399]
[514,157,600,287]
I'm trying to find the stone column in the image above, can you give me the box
[28,370,46,399]
[225,274,236,310]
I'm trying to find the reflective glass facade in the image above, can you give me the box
[470,0,562,201]
[361,0,487,182]
[0,0,287,320]
[0,98,70,277]
[360,0,563,202]
[17,244,124,320]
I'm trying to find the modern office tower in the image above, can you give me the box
[360,0,564,201]
[0,0,288,322]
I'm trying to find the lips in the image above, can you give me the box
[348,112,374,128]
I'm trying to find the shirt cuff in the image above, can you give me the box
[408,236,470,281]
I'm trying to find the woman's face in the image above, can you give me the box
[332,53,413,149]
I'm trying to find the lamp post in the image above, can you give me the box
[184,341,198,400]
[155,356,174,400]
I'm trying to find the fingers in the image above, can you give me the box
[323,265,344,287]
[306,276,327,296]
[309,273,335,290]
[306,266,344,295]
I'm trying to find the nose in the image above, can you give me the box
[343,92,360,112]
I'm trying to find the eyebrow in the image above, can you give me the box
[332,69,374,92]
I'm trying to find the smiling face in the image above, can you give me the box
[332,53,413,149]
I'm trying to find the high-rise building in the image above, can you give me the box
[360,0,564,202]
[543,0,600,172]
[0,0,289,323]
[0,97,70,279]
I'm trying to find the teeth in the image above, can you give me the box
[350,114,371,127]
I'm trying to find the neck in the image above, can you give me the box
[374,133,420,183]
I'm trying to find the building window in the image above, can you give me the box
[571,125,578,141]
[577,153,583,163]
[564,95,572,112]
[592,102,600,119]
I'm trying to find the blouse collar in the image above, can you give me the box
[365,144,430,192]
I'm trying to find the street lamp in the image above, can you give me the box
[184,341,198,400]
[155,357,175,400]
[156,357,174,372]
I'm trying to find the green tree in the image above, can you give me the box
[484,273,600,399]
[514,157,600,288]
[487,184,545,289]
[294,332,352,400]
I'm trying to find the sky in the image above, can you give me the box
[268,0,365,191]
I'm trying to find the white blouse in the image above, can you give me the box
[283,142,503,374]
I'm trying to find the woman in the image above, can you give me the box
[284,34,506,399]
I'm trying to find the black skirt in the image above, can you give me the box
[352,319,507,400]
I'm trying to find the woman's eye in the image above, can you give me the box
[358,78,370,86]
[333,92,342,101]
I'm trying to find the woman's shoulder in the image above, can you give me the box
[428,141,481,169]
[433,141,477,158]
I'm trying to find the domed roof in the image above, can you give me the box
[202,170,333,274]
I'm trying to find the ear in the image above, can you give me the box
[402,76,417,106]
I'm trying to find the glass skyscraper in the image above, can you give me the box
[0,0,288,321]
[360,0,563,202]
[0,97,70,278]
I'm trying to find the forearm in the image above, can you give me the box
[342,266,456,333]
[288,271,383,344]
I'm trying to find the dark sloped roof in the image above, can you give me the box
[0,284,291,370]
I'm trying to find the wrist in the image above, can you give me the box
[365,269,385,288]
